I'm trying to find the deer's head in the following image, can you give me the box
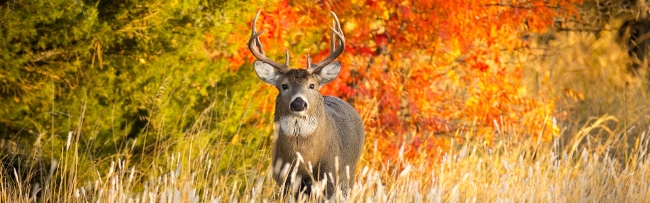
[248,10,345,117]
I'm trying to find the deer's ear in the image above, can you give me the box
[254,60,282,85]
[314,62,341,85]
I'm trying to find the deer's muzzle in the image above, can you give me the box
[290,97,308,112]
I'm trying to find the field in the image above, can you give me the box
[2,116,650,202]
[3,32,650,202]
[3,0,650,202]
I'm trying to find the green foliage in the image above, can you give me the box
[0,0,271,180]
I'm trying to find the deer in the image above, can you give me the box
[247,10,365,199]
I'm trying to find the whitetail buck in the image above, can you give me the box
[247,10,365,199]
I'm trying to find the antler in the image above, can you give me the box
[248,10,290,73]
[307,11,346,74]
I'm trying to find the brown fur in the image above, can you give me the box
[283,69,310,84]
[262,67,365,199]
[249,10,360,199]
[272,95,364,198]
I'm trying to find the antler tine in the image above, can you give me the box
[285,50,290,67]
[330,19,336,53]
[248,9,289,72]
[251,11,266,55]
[308,11,345,74]
[255,35,265,55]
[251,10,265,55]
[307,53,311,69]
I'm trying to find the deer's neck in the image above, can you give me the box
[275,100,329,138]
[273,100,335,168]
[278,115,318,137]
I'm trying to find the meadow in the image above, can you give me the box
[2,111,649,202]
[3,31,650,203]
[2,0,650,202]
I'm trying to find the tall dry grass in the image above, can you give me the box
[2,112,650,202]
[522,21,650,160]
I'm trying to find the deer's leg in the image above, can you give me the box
[281,175,314,198]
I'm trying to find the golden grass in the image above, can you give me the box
[2,118,649,203]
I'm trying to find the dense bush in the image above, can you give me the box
[0,0,272,176]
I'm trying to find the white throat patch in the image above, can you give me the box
[279,116,318,137]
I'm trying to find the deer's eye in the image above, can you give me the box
[281,84,289,90]
[309,84,315,89]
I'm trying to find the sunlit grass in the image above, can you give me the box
[2,115,650,202]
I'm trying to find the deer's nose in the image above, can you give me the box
[290,97,308,112]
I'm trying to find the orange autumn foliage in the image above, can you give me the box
[223,0,581,165]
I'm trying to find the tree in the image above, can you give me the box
[226,0,581,163]
[0,0,269,178]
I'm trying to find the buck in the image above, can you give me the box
[247,10,365,198]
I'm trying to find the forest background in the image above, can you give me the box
[1,0,650,202]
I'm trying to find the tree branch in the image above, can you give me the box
[30,49,63,63]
